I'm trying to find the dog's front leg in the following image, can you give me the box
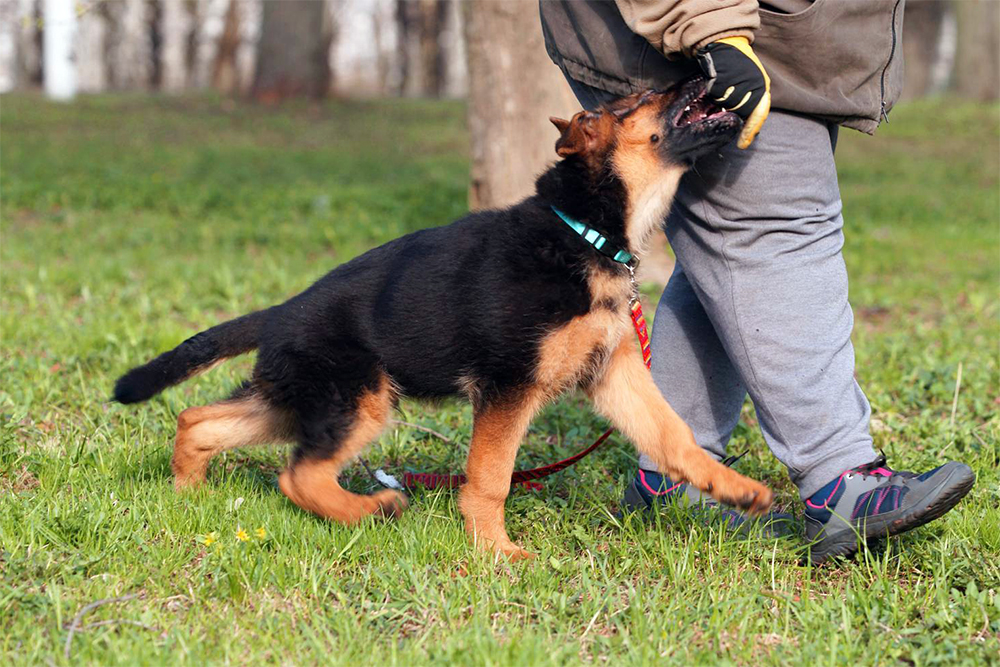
[587,338,772,513]
[458,396,541,561]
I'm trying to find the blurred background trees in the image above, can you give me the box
[6,0,995,101]
[2,0,996,208]
[2,0,470,98]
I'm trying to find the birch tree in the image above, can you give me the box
[0,0,18,92]
[104,0,152,89]
[160,0,192,92]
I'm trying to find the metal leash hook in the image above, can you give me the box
[626,257,641,304]
[358,456,405,491]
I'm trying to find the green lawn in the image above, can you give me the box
[2,93,998,666]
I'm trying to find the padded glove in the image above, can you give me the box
[697,36,770,149]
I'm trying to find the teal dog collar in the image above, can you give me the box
[551,206,635,266]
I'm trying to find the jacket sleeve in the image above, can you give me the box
[614,0,760,58]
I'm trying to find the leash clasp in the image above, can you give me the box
[625,257,640,303]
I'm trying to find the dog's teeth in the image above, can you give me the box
[684,106,691,112]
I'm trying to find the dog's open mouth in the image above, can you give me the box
[663,78,742,162]
[674,93,731,128]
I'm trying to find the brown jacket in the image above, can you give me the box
[540,0,906,134]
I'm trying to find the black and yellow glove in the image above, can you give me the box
[697,36,771,149]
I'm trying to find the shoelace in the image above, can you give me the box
[851,453,895,478]
[807,452,906,510]
[851,452,917,480]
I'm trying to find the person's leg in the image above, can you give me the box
[639,262,747,471]
[625,261,794,535]
[563,77,974,556]
[564,79,865,487]
[666,110,876,498]
[663,109,974,562]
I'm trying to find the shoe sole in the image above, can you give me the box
[808,463,976,565]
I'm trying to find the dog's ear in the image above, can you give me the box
[553,111,612,159]
[549,116,570,134]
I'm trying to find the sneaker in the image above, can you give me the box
[804,454,975,564]
[622,454,796,538]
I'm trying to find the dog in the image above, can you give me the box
[113,78,772,560]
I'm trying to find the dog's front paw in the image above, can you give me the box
[486,539,535,562]
[467,531,536,562]
[499,544,536,562]
[707,467,773,515]
[373,489,408,520]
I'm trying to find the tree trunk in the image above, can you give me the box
[0,0,19,92]
[252,0,329,102]
[43,0,77,100]
[213,0,241,93]
[76,3,108,93]
[396,0,450,97]
[160,0,192,92]
[104,0,152,90]
[901,0,947,100]
[192,0,227,88]
[439,0,466,98]
[463,0,579,209]
[420,0,448,97]
[15,0,43,87]
[954,0,1000,101]
[372,0,396,94]
[396,0,420,95]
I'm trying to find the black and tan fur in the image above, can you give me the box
[114,78,772,560]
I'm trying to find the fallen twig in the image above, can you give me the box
[64,593,140,660]
[389,419,453,443]
[81,619,158,633]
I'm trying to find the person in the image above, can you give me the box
[539,0,975,563]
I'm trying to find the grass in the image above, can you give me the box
[1,92,998,666]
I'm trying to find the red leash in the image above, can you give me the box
[401,299,652,492]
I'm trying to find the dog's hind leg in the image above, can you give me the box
[278,374,407,523]
[173,392,291,490]
[458,394,542,561]
[587,337,773,514]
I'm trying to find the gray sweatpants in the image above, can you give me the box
[569,81,878,498]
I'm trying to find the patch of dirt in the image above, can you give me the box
[0,464,39,495]
[856,305,894,332]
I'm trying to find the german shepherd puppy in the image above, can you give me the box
[114,78,772,560]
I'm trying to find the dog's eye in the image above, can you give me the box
[650,134,660,144]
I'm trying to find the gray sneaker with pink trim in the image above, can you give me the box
[804,455,975,564]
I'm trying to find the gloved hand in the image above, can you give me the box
[697,36,770,149]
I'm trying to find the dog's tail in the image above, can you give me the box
[112,309,270,404]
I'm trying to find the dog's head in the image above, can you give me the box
[549,78,741,249]
[549,77,741,169]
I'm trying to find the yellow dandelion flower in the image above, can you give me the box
[236,527,249,542]
[202,531,218,546]
[255,527,266,539]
